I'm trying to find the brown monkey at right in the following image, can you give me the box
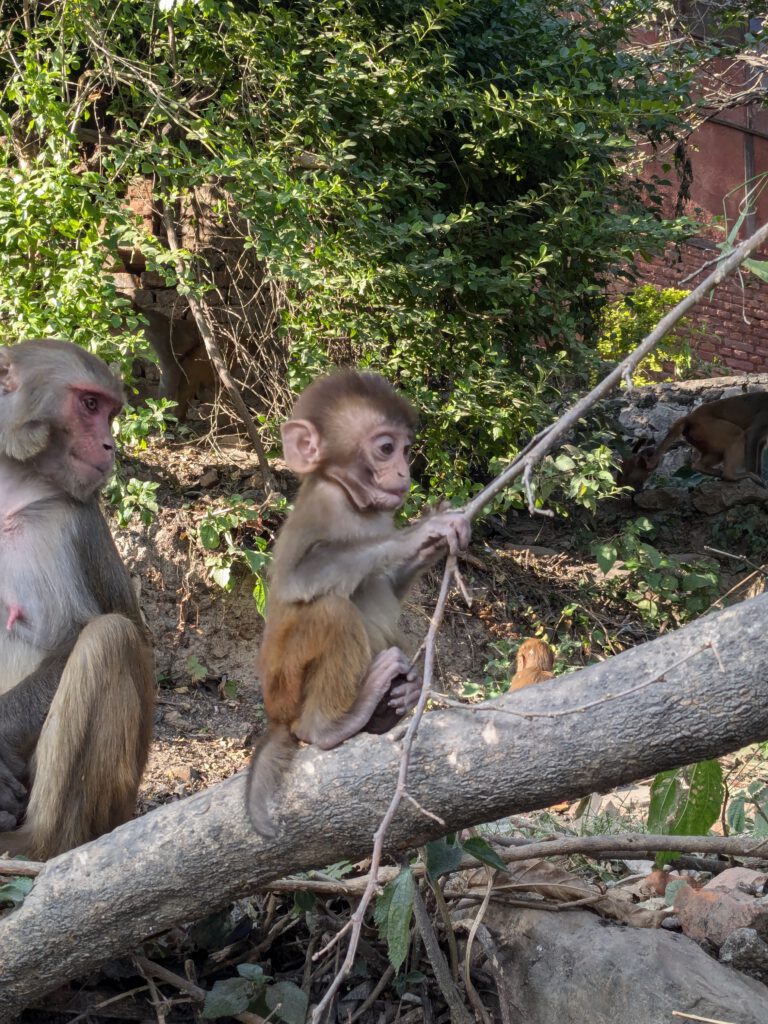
[0,339,154,859]
[247,371,471,836]
[509,638,554,691]
[619,392,768,491]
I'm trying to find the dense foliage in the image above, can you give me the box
[0,0,701,497]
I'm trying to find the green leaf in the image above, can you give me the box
[374,868,415,973]
[593,542,618,574]
[237,964,267,983]
[266,981,309,1024]
[203,978,253,1018]
[186,654,208,682]
[0,876,33,906]
[211,565,232,589]
[648,761,724,866]
[293,890,316,913]
[461,836,508,873]
[199,523,221,550]
[425,837,463,882]
[726,795,746,833]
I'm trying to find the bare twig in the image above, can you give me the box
[67,984,152,1024]
[0,857,42,877]
[671,1013,737,1024]
[411,880,473,1024]
[310,218,768,1019]
[461,218,768,522]
[461,869,494,1024]
[310,556,459,1021]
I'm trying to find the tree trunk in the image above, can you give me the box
[2,593,768,1016]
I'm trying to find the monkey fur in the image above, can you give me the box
[509,638,555,692]
[619,392,768,491]
[247,370,470,836]
[0,339,154,859]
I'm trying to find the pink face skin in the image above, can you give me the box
[36,384,122,497]
[363,426,412,511]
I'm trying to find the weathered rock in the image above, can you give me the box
[691,478,768,514]
[474,906,768,1024]
[720,927,768,984]
[674,867,768,947]
[633,486,692,512]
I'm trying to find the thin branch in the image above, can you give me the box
[461,218,768,522]
[0,857,42,877]
[309,221,768,1016]
[310,556,459,1021]
[411,880,473,1024]
[461,868,494,1024]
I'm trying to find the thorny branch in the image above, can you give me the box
[311,219,768,1014]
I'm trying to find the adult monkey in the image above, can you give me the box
[619,392,768,491]
[0,339,154,860]
[247,370,471,836]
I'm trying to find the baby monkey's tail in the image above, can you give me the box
[246,724,297,837]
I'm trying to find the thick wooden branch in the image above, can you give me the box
[3,593,768,1016]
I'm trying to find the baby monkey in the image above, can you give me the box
[509,637,555,691]
[247,370,471,835]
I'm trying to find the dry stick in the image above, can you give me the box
[159,206,276,492]
[66,984,152,1024]
[411,881,473,1024]
[461,869,494,1024]
[310,557,458,1022]
[672,1014,737,1024]
[310,219,768,1018]
[461,217,768,522]
[267,832,768,901]
[0,857,42,877]
[134,955,266,1024]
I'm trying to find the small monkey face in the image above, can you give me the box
[362,426,412,510]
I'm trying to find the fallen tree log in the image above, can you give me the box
[2,592,768,1016]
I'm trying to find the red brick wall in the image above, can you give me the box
[630,45,768,373]
[637,237,768,373]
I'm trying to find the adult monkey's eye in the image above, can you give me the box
[82,394,99,412]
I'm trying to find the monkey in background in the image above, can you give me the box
[117,288,214,417]
[247,370,471,836]
[509,637,555,691]
[619,392,768,491]
[0,340,154,859]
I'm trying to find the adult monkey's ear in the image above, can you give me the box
[0,347,50,461]
[281,419,323,475]
[0,347,19,394]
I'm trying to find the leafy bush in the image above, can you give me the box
[195,496,284,614]
[0,0,700,500]
[593,517,721,627]
[597,284,699,382]
[104,400,177,527]
[104,477,160,529]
